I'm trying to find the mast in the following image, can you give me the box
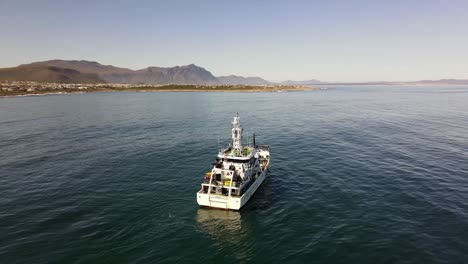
[231,112,243,153]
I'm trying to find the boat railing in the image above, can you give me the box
[203,169,243,196]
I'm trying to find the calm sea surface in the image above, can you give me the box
[1,86,468,263]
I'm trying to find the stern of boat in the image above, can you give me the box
[197,192,242,210]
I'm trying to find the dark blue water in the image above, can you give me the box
[1,86,468,263]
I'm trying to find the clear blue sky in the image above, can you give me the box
[1,0,467,82]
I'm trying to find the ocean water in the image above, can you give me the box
[1,86,468,263]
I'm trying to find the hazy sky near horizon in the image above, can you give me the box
[1,0,467,82]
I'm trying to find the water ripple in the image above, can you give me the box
[1,87,468,263]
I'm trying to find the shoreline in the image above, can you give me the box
[0,82,316,97]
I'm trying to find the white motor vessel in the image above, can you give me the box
[197,113,270,210]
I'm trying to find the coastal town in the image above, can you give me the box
[0,80,313,96]
[0,81,134,94]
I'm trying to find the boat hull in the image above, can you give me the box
[197,167,268,210]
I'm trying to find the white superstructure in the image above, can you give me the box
[197,113,270,210]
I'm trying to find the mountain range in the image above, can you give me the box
[16,60,220,84]
[217,75,271,85]
[0,60,467,85]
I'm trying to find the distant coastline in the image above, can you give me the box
[0,81,315,97]
[306,81,468,86]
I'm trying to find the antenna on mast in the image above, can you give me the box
[231,113,243,155]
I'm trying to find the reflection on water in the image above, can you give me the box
[196,208,254,260]
[196,208,243,239]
